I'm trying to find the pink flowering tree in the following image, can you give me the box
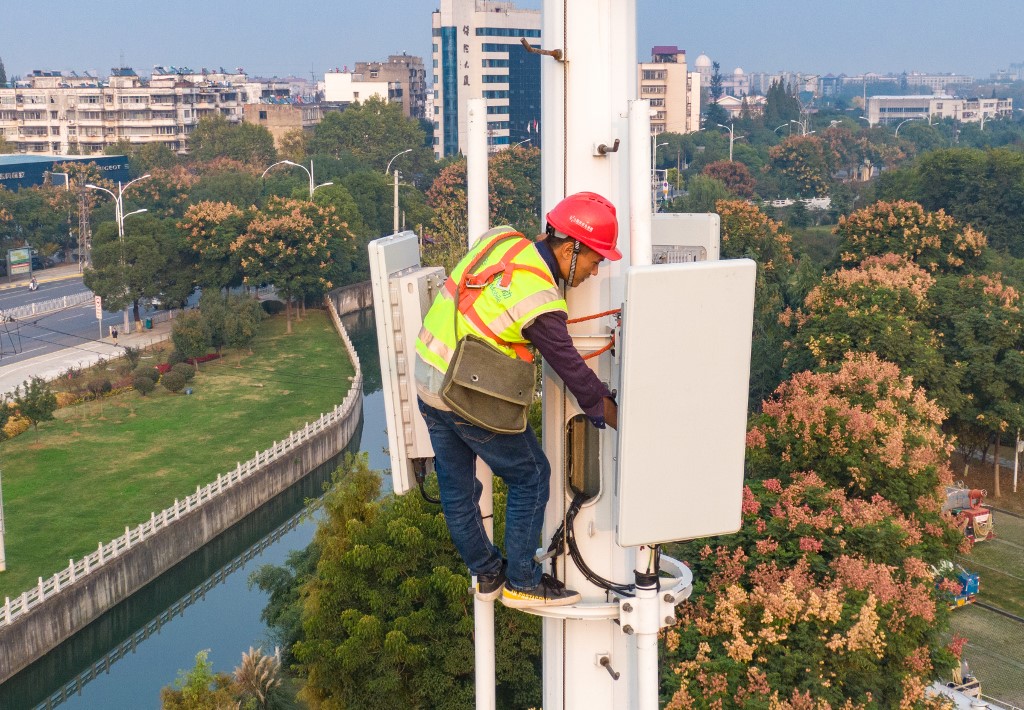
[664,473,958,708]
[746,353,957,537]
[780,254,961,412]
[835,200,986,275]
[662,354,962,707]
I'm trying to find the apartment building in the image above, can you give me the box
[638,46,701,135]
[323,71,390,105]
[353,54,427,120]
[0,67,253,156]
[866,94,1013,126]
[243,103,325,151]
[431,0,542,158]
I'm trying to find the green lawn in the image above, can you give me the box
[0,311,354,599]
[957,513,1024,618]
[949,511,1024,703]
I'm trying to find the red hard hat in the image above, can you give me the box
[545,191,621,261]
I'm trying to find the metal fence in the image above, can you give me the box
[0,297,362,629]
[0,291,93,321]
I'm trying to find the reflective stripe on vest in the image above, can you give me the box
[416,227,566,374]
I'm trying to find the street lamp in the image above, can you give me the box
[513,138,532,148]
[261,160,333,199]
[385,148,414,234]
[857,116,873,128]
[716,122,745,162]
[894,117,923,137]
[86,174,151,332]
[652,140,669,212]
[790,118,812,136]
[773,123,790,135]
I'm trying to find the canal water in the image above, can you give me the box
[0,309,386,710]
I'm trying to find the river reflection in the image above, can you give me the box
[0,309,386,710]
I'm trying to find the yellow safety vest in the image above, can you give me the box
[416,226,566,375]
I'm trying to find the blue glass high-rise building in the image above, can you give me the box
[431,0,541,158]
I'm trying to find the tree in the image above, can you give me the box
[277,129,307,164]
[702,160,756,198]
[83,215,185,323]
[781,254,958,410]
[307,97,432,178]
[882,148,1024,256]
[161,370,188,393]
[312,183,371,285]
[171,310,212,371]
[0,134,13,155]
[0,57,6,87]
[133,374,157,397]
[199,290,229,352]
[0,395,12,441]
[709,61,724,103]
[930,272,1024,494]
[160,649,238,710]
[292,453,542,709]
[764,79,801,127]
[223,294,265,359]
[715,200,794,407]
[12,376,58,430]
[835,200,987,274]
[178,201,250,292]
[768,135,836,197]
[234,197,351,333]
[702,102,731,130]
[424,146,541,275]
[662,175,733,214]
[665,474,958,707]
[187,115,277,166]
[663,353,961,707]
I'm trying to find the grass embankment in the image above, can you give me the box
[946,489,1024,704]
[0,311,353,599]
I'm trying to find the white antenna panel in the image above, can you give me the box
[615,259,755,546]
[368,232,444,495]
[650,212,721,263]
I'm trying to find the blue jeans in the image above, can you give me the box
[418,398,549,590]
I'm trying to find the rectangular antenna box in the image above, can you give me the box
[368,232,445,495]
[650,212,720,264]
[615,258,755,547]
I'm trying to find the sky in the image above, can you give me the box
[2,1,1021,82]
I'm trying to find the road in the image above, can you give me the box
[0,274,156,371]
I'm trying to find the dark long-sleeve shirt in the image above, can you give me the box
[523,240,612,428]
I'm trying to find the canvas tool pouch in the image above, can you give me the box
[441,334,534,434]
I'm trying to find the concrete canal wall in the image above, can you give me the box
[0,295,366,683]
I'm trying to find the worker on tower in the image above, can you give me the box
[415,191,620,608]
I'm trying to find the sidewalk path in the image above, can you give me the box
[0,315,175,396]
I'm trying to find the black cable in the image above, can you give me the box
[544,492,635,597]
[414,459,441,504]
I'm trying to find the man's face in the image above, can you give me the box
[557,241,605,287]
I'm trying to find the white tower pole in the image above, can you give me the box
[539,1,638,708]
[467,97,497,710]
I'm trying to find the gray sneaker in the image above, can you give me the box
[501,573,581,608]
